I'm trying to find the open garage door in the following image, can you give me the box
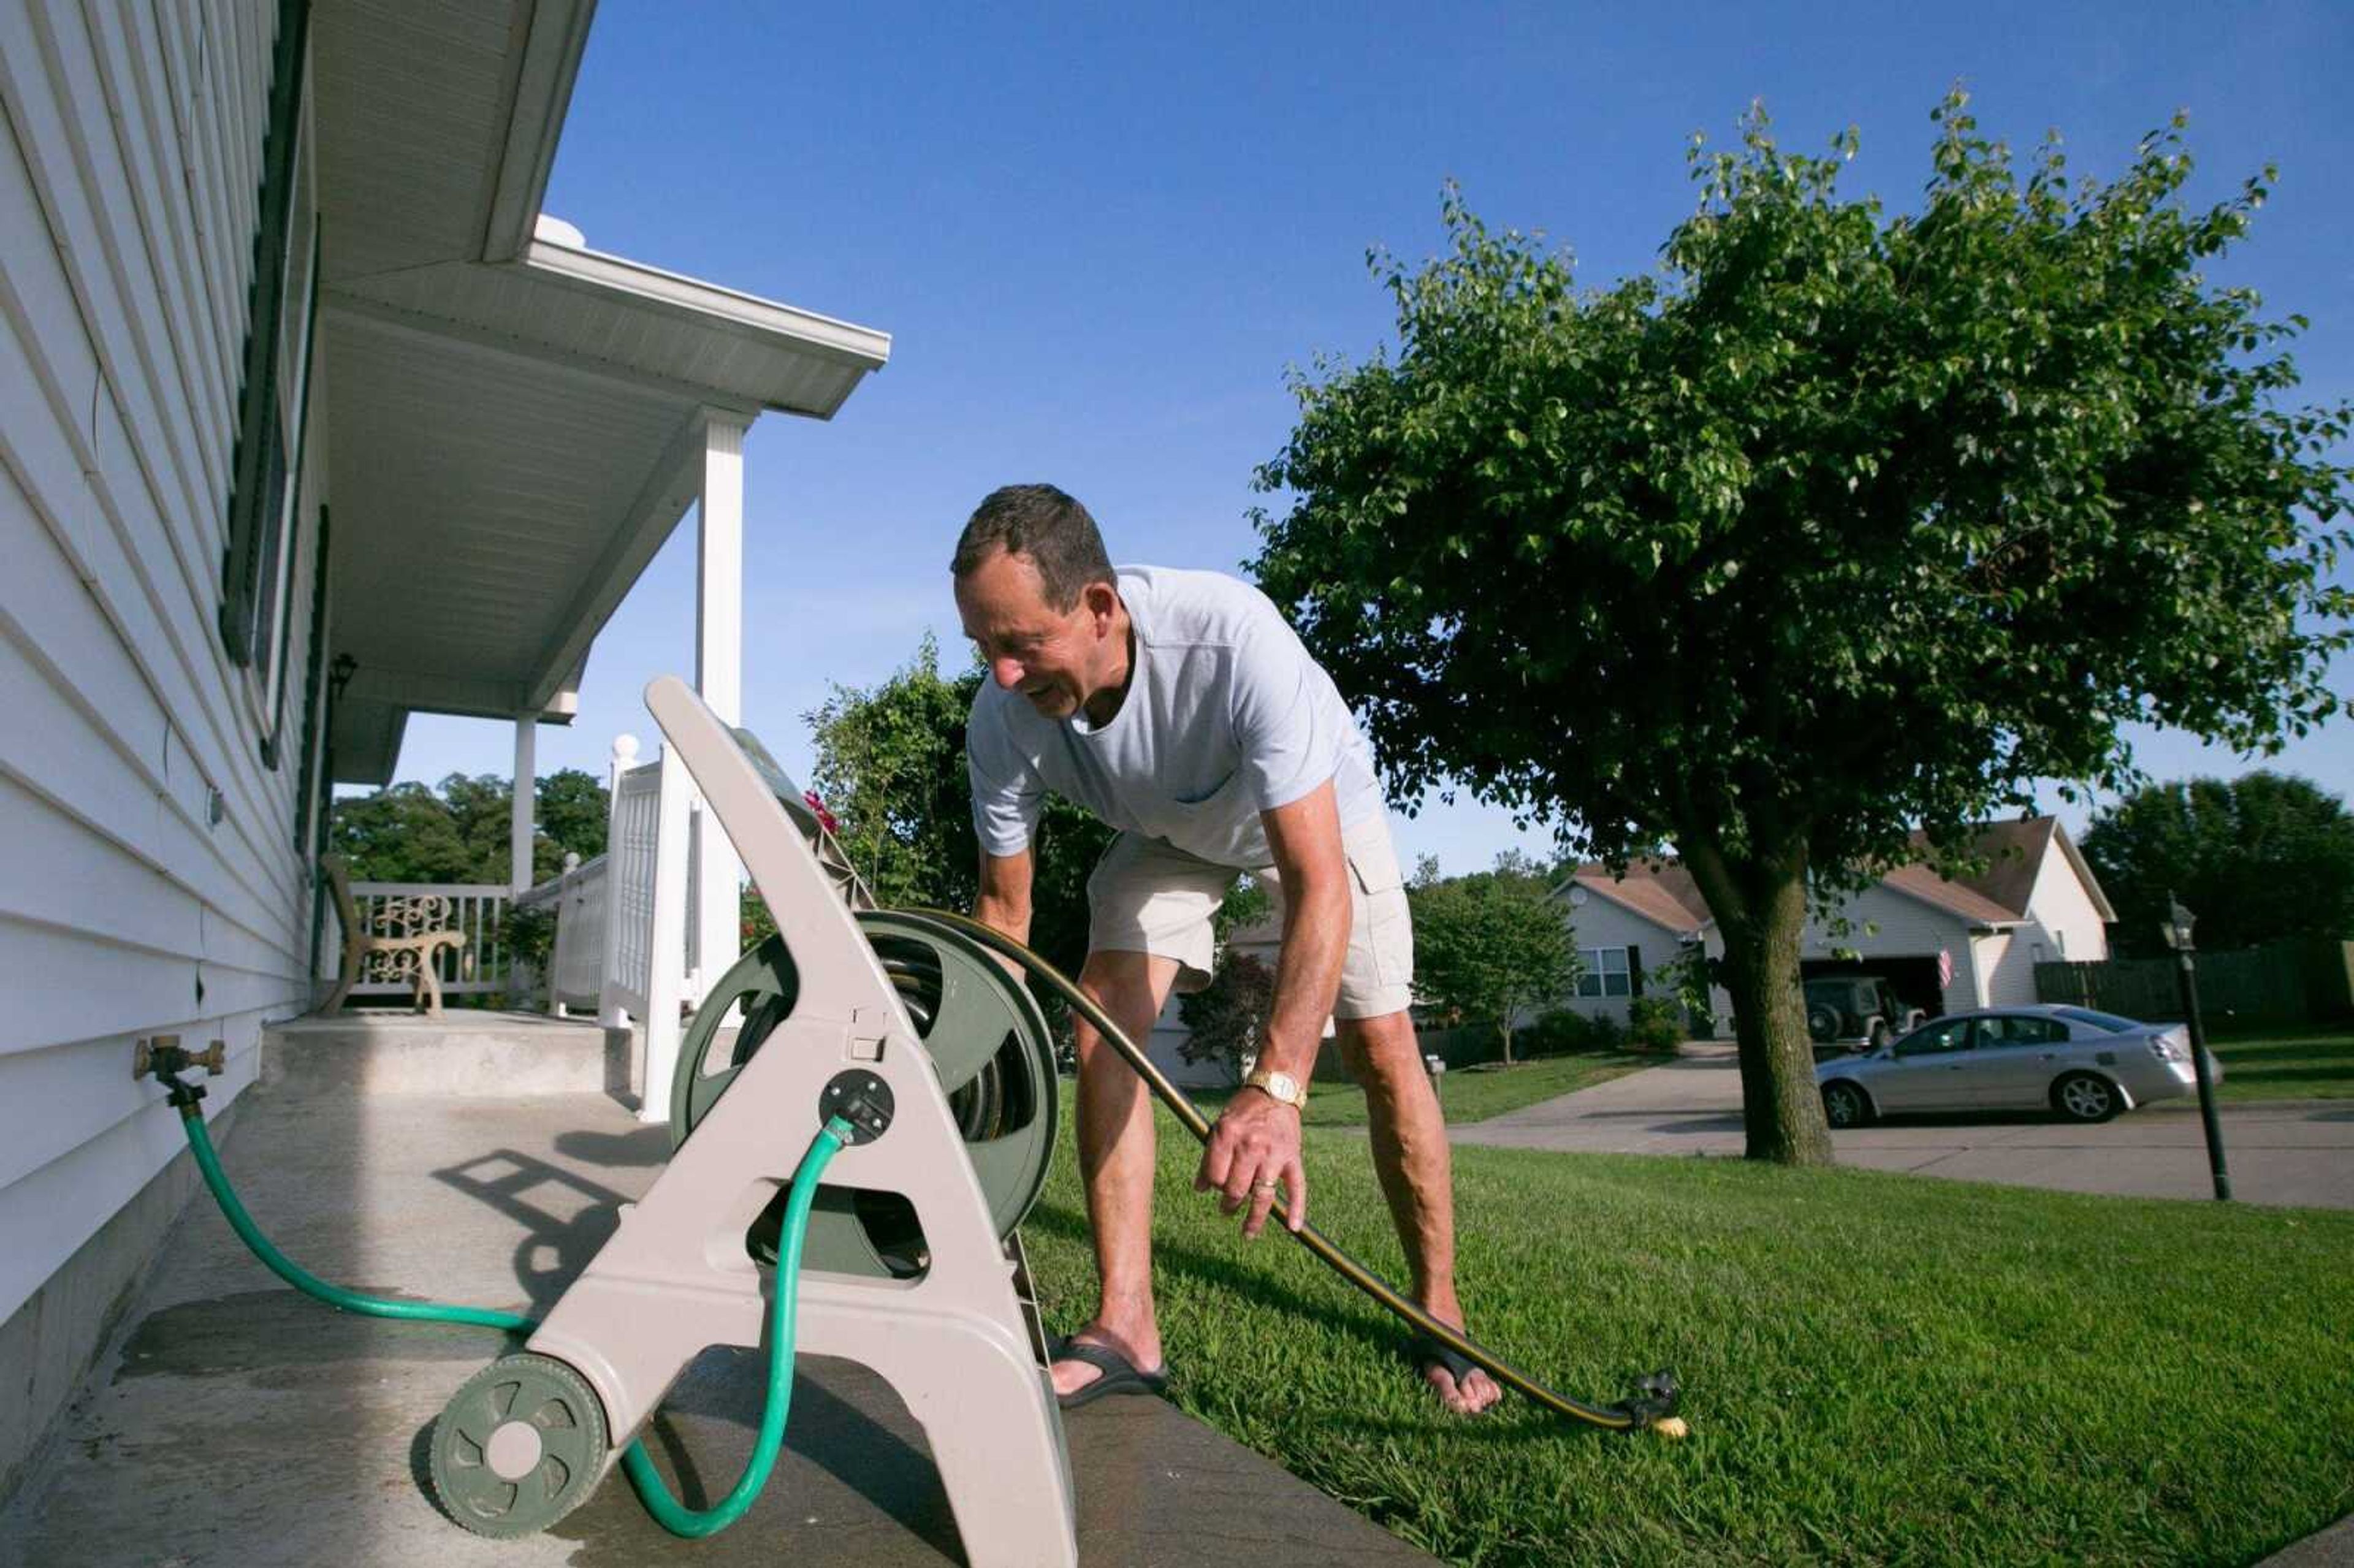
[1799,955,1948,1024]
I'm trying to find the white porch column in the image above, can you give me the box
[696,414,746,726]
[691,414,751,999]
[511,714,537,893]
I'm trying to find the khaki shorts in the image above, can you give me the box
[1084,815,1415,1019]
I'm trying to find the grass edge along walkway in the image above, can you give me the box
[1021,1089,2354,1567]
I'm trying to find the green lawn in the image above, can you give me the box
[2204,1025,2354,1102]
[1024,1092,2354,1566]
[1187,1051,1655,1128]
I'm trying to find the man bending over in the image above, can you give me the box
[952,482,1501,1416]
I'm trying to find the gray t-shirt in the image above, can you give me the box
[967,566,1384,870]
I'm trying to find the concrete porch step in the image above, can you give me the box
[264,1010,641,1098]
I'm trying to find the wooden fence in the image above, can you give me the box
[2036,938,2354,1027]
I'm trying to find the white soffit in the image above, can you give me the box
[313,0,891,780]
[333,242,889,421]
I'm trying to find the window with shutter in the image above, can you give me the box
[217,0,316,769]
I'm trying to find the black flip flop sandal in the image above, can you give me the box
[1049,1336,1170,1410]
[1407,1334,1493,1413]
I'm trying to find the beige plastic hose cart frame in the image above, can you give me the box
[498,675,1076,1564]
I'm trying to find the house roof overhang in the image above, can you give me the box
[313,0,889,783]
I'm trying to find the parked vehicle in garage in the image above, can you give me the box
[1815,1005,2224,1127]
[1803,975,1925,1056]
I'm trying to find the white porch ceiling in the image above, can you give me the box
[312,0,889,783]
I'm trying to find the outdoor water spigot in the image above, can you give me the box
[134,1036,226,1079]
[134,1035,224,1113]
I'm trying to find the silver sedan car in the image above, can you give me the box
[1815,1004,2224,1127]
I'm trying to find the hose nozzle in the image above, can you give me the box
[1613,1370,1683,1438]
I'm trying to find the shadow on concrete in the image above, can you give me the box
[432,1149,628,1313]
[1848,1110,2074,1130]
[1567,1109,1746,1129]
[554,1122,675,1169]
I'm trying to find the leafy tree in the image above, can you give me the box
[1252,96,2351,1162]
[328,769,609,885]
[2082,772,2354,956]
[1176,951,1277,1083]
[801,634,1115,980]
[1406,862,1579,1065]
[329,782,476,883]
[536,769,610,866]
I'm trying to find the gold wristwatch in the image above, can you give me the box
[1242,1068,1308,1111]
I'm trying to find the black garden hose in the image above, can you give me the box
[896,907,1686,1438]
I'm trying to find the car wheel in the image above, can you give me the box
[2052,1072,2121,1124]
[1805,1004,1840,1043]
[1821,1081,1873,1129]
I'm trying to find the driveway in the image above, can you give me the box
[1451,1052,2354,1208]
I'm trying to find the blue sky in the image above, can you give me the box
[386,0,2353,875]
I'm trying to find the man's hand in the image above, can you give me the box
[1195,1089,1306,1239]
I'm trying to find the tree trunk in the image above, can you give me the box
[1498,1019,1515,1067]
[1682,842,1834,1165]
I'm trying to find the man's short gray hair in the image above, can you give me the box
[951,484,1115,612]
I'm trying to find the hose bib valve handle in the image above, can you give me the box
[134,1035,225,1114]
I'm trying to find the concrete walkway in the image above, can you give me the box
[0,1073,1434,1568]
[1453,1052,2354,1208]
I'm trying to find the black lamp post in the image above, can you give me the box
[2160,893,2232,1201]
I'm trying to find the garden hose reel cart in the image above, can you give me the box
[432,676,1076,1564]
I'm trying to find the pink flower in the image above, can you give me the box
[804,791,842,837]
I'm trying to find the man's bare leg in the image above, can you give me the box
[1054,948,1183,1399]
[1338,1010,1503,1414]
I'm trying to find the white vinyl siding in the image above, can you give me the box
[2024,840,2113,967]
[0,0,318,1336]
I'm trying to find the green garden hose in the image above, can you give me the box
[163,1065,850,1539]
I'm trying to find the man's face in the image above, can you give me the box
[954,548,1117,720]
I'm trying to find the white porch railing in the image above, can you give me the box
[516,852,607,1014]
[514,734,712,1118]
[344,882,514,997]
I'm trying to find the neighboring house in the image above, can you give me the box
[1553,818,2116,1034]
[0,0,886,1500]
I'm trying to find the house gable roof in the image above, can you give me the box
[1563,817,2109,934]
[1561,861,1711,937]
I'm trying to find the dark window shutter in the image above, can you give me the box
[292,505,331,847]
[218,0,313,664]
[1627,945,1643,996]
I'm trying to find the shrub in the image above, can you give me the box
[1627,996,1685,1053]
[1520,1008,1626,1057]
